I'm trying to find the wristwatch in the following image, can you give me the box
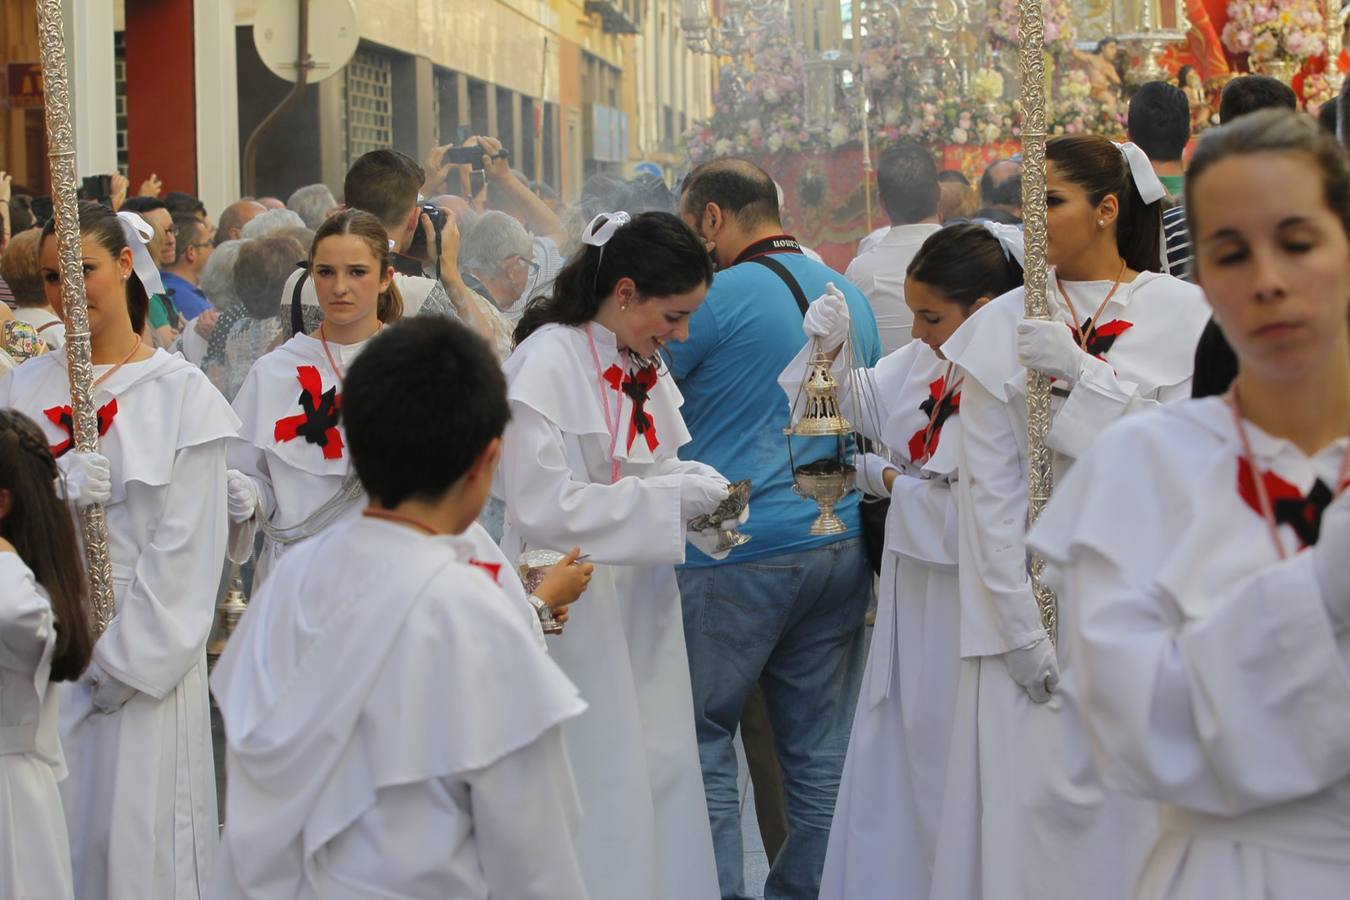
[527,594,553,622]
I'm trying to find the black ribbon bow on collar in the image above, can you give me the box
[1237,457,1333,548]
[603,364,660,452]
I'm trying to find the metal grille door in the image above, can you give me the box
[344,49,393,164]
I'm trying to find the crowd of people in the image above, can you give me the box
[0,74,1347,900]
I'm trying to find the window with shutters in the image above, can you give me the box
[343,48,393,165]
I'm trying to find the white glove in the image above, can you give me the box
[54,451,112,508]
[1001,637,1060,703]
[1017,318,1091,385]
[856,452,898,498]
[88,662,137,714]
[680,474,731,523]
[226,470,259,524]
[1315,491,1350,631]
[687,504,750,561]
[802,282,852,351]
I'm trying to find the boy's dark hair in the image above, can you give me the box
[1318,98,1339,135]
[680,157,780,228]
[1218,75,1297,124]
[877,141,940,224]
[343,149,424,231]
[1127,81,1191,162]
[343,318,510,507]
[119,196,167,215]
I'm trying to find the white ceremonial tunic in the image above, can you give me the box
[228,333,369,583]
[780,339,965,900]
[210,517,588,900]
[1029,398,1350,899]
[931,271,1209,900]
[0,347,238,900]
[0,553,73,900]
[498,322,721,900]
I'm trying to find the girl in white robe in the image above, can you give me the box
[0,409,97,900]
[931,136,1210,900]
[227,209,589,631]
[786,224,1026,900]
[499,211,736,900]
[0,202,237,899]
[1029,108,1350,900]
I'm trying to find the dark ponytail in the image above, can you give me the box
[907,222,1025,306]
[41,201,150,334]
[513,211,713,346]
[1047,134,1163,273]
[0,410,95,683]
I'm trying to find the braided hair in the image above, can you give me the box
[0,410,95,682]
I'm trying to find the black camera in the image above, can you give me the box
[441,144,511,171]
[406,202,446,262]
[81,174,113,205]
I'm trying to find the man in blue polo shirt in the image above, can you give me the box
[667,158,880,900]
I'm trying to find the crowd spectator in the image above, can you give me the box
[936,169,974,222]
[2,229,64,348]
[215,199,267,245]
[121,196,176,266]
[240,208,306,240]
[285,183,339,229]
[256,196,286,210]
[846,141,944,353]
[1127,81,1190,199]
[199,239,245,311]
[974,157,1023,223]
[161,215,215,320]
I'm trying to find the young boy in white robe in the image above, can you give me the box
[0,409,97,900]
[1030,109,1350,900]
[2,202,237,900]
[931,136,1211,900]
[782,223,1026,900]
[211,316,591,899]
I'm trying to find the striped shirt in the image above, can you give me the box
[1162,205,1192,282]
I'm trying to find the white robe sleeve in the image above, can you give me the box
[502,401,685,567]
[95,440,228,699]
[1062,547,1350,817]
[0,553,53,672]
[1048,357,1192,459]
[954,373,1047,656]
[467,724,589,900]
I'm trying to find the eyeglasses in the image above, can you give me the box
[190,241,214,250]
[508,255,540,275]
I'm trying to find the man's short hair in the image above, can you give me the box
[286,183,338,229]
[937,169,970,185]
[343,317,510,507]
[120,196,167,215]
[164,191,206,218]
[344,149,424,230]
[1128,81,1191,162]
[1218,75,1298,124]
[460,210,532,275]
[240,208,307,240]
[234,235,304,319]
[876,141,939,225]
[170,215,206,265]
[980,159,1022,207]
[679,158,780,228]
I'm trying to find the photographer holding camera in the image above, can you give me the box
[424,135,568,313]
[281,149,502,347]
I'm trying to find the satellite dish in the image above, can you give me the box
[254,0,359,84]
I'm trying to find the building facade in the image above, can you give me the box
[0,0,715,217]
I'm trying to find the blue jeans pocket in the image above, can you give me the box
[700,560,805,652]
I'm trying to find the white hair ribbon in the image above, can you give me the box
[582,211,632,247]
[1113,141,1167,206]
[116,211,166,297]
[982,221,1026,266]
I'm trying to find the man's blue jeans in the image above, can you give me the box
[678,538,871,900]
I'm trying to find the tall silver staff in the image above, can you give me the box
[36,0,118,633]
[1016,0,1057,640]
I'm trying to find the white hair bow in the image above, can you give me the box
[1113,141,1167,206]
[582,211,632,247]
[982,221,1026,266]
[116,210,166,297]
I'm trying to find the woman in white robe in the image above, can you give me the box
[1029,109,1350,899]
[931,136,1211,900]
[779,224,1025,900]
[0,409,98,900]
[0,202,237,899]
[499,211,735,900]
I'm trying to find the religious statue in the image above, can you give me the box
[1074,37,1125,102]
[1178,65,1215,128]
